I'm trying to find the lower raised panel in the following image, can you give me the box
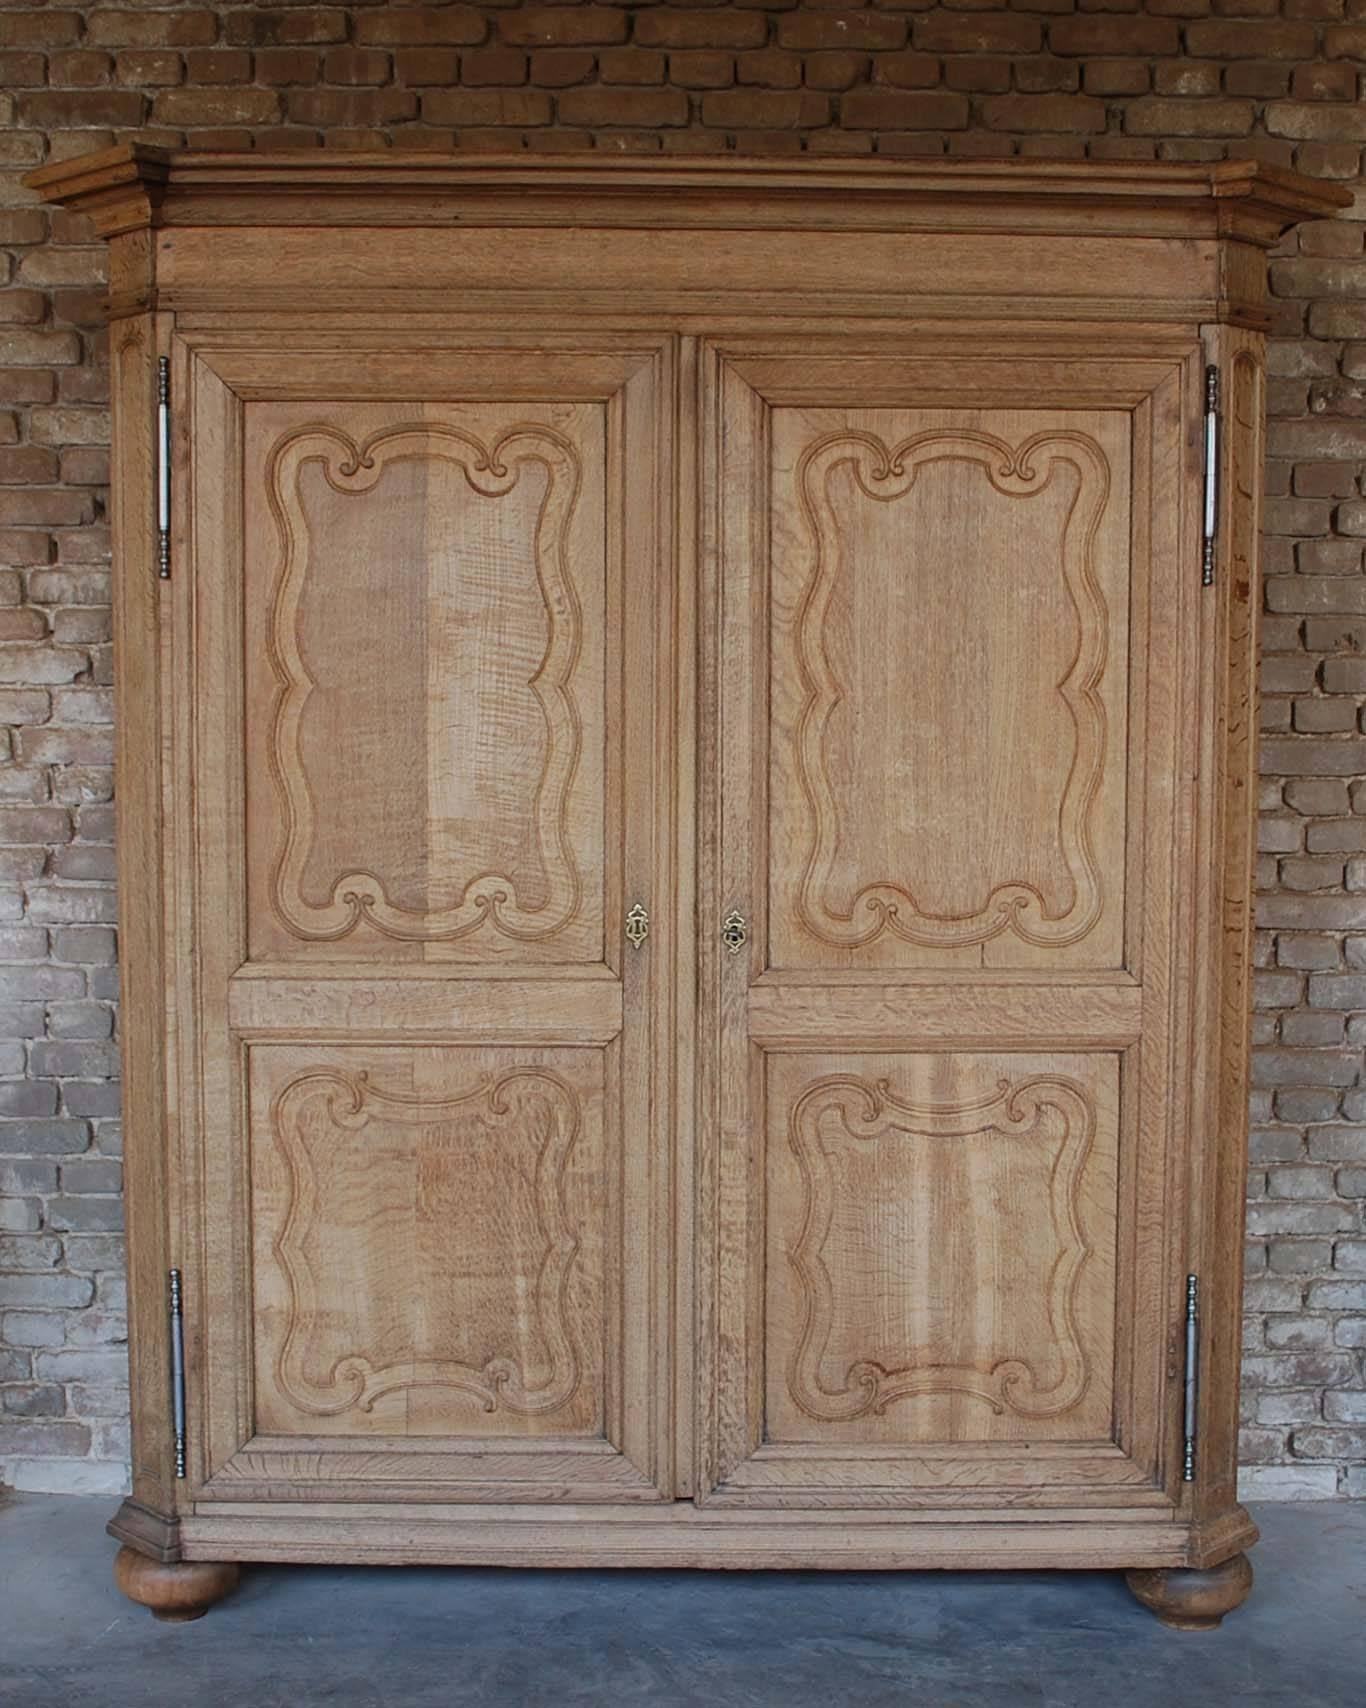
[764,1051,1120,1447]
[249,1044,607,1439]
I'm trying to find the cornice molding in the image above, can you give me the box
[26,145,1351,246]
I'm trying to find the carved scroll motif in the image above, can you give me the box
[270,1067,586,1418]
[265,424,585,943]
[785,1073,1095,1422]
[792,429,1112,950]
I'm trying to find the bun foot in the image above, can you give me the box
[1125,1552,1253,1630]
[114,1545,240,1622]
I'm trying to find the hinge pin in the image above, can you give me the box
[1201,365,1220,588]
[1182,1273,1200,1483]
[169,1266,186,1480]
[156,356,171,581]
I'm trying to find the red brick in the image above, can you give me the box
[599,48,668,85]
[1050,16,1181,54]
[636,11,771,50]
[17,91,148,129]
[558,88,691,127]
[982,93,1106,132]
[1292,63,1360,102]
[0,292,45,327]
[356,9,484,48]
[457,47,529,87]
[59,449,109,488]
[701,88,829,127]
[253,49,323,86]
[46,51,114,88]
[1225,61,1294,99]
[914,14,1044,54]
[0,331,81,367]
[1302,219,1366,259]
[1015,57,1080,94]
[736,49,803,89]
[803,51,870,91]
[1083,59,1150,95]
[1324,27,1366,58]
[1125,96,1257,137]
[0,373,56,406]
[182,49,252,86]
[0,14,83,50]
[528,50,597,89]
[946,56,1012,93]
[224,11,348,47]
[874,53,941,90]
[1156,61,1222,97]
[1186,19,1319,57]
[669,50,736,89]
[1267,102,1366,143]
[0,211,46,248]
[420,89,553,127]
[323,48,392,86]
[85,9,218,49]
[0,52,45,87]
[0,530,53,567]
[840,87,970,129]
[777,11,909,51]
[0,448,59,485]
[286,89,419,128]
[152,88,283,128]
[113,50,184,88]
[0,490,96,528]
[500,8,630,48]
[1293,143,1364,181]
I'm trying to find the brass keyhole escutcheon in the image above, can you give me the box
[625,902,650,949]
[722,909,748,956]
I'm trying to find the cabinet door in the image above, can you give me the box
[176,335,677,1504]
[698,338,1204,1508]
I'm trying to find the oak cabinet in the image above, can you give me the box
[30,148,1347,1628]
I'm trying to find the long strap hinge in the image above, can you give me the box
[1201,364,1220,588]
[156,356,171,581]
[1182,1272,1200,1482]
[168,1266,186,1479]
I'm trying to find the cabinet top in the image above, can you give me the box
[27,143,1349,245]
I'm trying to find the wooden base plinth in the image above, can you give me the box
[114,1546,240,1622]
[1124,1553,1254,1630]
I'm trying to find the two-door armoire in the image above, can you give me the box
[30,146,1348,1628]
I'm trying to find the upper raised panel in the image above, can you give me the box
[243,400,607,964]
[768,407,1131,971]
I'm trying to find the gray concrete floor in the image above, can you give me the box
[0,1496,1363,1707]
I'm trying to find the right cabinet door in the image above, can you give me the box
[697,336,1207,1509]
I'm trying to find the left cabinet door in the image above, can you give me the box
[171,334,678,1506]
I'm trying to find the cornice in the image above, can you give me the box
[26,145,1351,246]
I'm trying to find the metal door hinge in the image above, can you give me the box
[168,1266,186,1479]
[156,356,171,581]
[1201,365,1220,588]
[1182,1273,1200,1482]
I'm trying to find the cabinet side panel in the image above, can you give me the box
[1191,326,1264,1528]
[109,309,178,1525]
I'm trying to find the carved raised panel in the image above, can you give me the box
[768,409,1131,970]
[244,403,607,963]
[765,1052,1118,1445]
[249,1046,605,1437]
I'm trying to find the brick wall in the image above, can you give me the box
[1,0,1364,1501]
